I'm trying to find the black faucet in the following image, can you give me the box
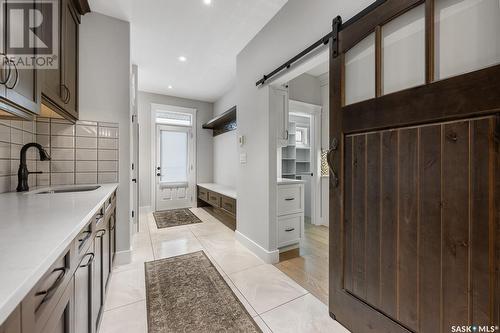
[17,143,51,192]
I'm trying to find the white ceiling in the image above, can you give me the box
[89,0,288,102]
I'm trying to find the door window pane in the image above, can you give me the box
[160,130,188,183]
[382,5,425,94]
[435,0,500,80]
[345,33,375,105]
[156,111,192,126]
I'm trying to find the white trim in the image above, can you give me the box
[139,206,153,214]
[288,100,323,226]
[150,104,197,212]
[113,250,132,266]
[235,230,280,264]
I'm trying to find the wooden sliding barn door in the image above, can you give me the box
[328,1,500,332]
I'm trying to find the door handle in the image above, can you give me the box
[327,138,339,188]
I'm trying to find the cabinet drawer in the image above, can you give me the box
[221,196,236,215]
[198,187,208,201]
[277,185,303,216]
[277,213,302,248]
[207,191,221,207]
[21,248,72,333]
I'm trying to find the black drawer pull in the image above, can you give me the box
[285,228,295,232]
[80,253,95,268]
[35,267,67,312]
[285,198,295,201]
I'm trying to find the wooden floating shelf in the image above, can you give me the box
[202,106,237,137]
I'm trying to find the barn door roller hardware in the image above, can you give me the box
[255,0,386,86]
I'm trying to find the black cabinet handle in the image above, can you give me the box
[285,198,295,201]
[285,228,295,232]
[156,173,161,177]
[327,138,339,188]
[61,84,70,104]
[0,54,11,84]
[5,60,18,89]
[35,267,66,312]
[80,253,95,268]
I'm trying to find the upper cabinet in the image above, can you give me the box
[270,85,289,148]
[0,0,89,121]
[0,0,41,118]
[42,0,82,121]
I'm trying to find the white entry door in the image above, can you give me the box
[155,124,194,211]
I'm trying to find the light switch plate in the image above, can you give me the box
[239,153,247,164]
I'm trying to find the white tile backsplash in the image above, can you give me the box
[98,161,118,172]
[51,161,75,173]
[51,173,75,185]
[97,149,118,161]
[98,127,119,138]
[76,149,97,161]
[36,122,49,135]
[98,138,118,149]
[76,125,97,137]
[51,123,75,136]
[0,142,10,159]
[98,172,118,183]
[51,135,75,148]
[36,135,50,148]
[11,128,22,144]
[0,160,10,176]
[0,118,119,193]
[76,173,97,185]
[50,148,75,161]
[0,124,10,142]
[76,137,97,149]
[76,161,97,172]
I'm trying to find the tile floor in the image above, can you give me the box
[99,208,350,333]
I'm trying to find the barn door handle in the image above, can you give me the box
[327,138,339,188]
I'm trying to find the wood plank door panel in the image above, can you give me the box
[329,1,500,332]
[334,117,498,332]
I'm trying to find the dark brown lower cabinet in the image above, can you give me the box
[40,277,74,333]
[74,250,94,333]
[0,306,21,333]
[92,228,104,330]
[109,210,116,269]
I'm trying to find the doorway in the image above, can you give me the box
[151,104,197,212]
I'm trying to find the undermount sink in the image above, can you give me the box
[34,185,101,194]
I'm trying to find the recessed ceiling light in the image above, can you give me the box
[178,56,187,62]
[168,85,173,89]
[203,0,211,5]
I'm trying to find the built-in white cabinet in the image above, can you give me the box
[270,85,289,148]
[276,181,305,249]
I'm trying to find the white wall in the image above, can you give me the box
[319,72,329,227]
[235,0,375,254]
[79,13,131,254]
[289,73,322,105]
[213,87,238,188]
[137,91,214,209]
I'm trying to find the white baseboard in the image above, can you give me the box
[114,249,132,265]
[139,206,153,214]
[235,230,279,264]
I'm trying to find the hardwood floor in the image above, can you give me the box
[274,222,329,305]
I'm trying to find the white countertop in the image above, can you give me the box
[277,178,305,185]
[0,183,118,324]
[197,183,237,199]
